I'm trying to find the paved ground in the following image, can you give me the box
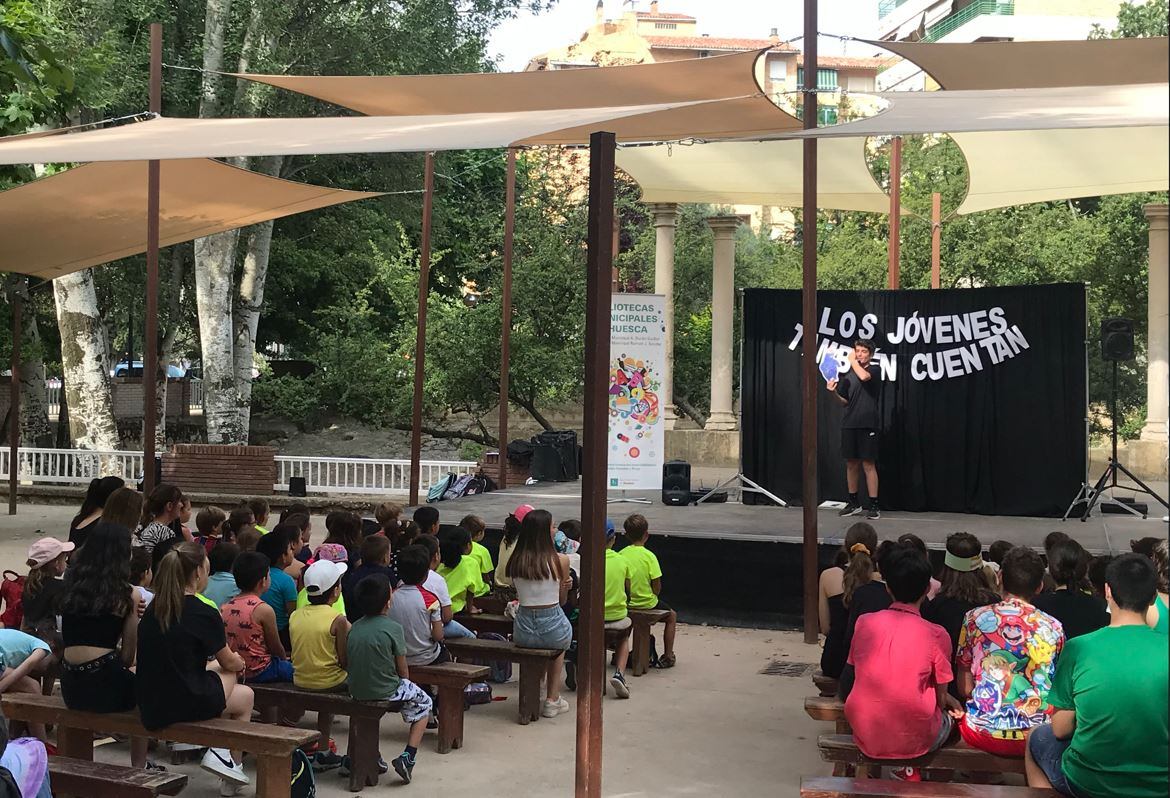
[0,503,828,797]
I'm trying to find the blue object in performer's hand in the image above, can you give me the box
[819,355,841,384]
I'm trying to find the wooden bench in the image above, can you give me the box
[1,692,317,798]
[628,608,671,676]
[49,756,187,798]
[800,776,1060,798]
[817,734,1027,779]
[804,696,850,733]
[411,662,490,755]
[459,613,515,636]
[813,669,840,697]
[444,637,562,725]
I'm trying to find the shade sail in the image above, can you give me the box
[233,49,801,142]
[0,159,380,279]
[786,84,1168,138]
[953,126,1170,215]
[867,38,1170,91]
[616,138,893,213]
[0,102,709,164]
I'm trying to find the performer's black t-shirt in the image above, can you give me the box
[836,364,881,429]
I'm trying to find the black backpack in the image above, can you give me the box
[291,748,316,798]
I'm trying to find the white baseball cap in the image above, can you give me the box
[303,559,347,596]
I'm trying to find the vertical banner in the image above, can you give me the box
[608,294,666,490]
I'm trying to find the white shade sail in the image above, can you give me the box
[617,138,892,213]
[785,84,1168,138]
[0,101,703,165]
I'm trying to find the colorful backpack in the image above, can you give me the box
[426,473,457,503]
[463,682,492,707]
[0,572,25,630]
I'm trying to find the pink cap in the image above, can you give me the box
[513,504,535,522]
[26,537,75,567]
[312,543,349,564]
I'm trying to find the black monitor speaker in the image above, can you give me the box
[288,476,307,497]
[662,460,691,506]
[1101,317,1135,361]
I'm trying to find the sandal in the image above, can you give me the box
[656,653,676,669]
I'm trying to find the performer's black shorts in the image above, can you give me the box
[842,428,879,461]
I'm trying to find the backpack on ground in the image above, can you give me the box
[0,572,25,630]
[461,475,488,497]
[463,682,492,707]
[442,474,475,501]
[426,473,457,503]
[466,632,512,683]
[290,748,316,798]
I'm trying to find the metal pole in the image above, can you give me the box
[9,290,21,515]
[498,149,516,489]
[931,191,941,289]
[887,135,902,290]
[575,130,615,798]
[800,0,820,646]
[408,152,436,506]
[143,21,162,495]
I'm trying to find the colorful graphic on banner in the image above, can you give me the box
[608,294,667,491]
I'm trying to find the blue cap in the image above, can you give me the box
[605,519,616,538]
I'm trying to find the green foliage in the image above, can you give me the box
[1091,0,1169,37]
[251,374,322,429]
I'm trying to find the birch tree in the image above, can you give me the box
[52,271,119,450]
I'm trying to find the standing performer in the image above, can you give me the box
[826,339,881,520]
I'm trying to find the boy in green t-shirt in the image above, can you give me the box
[459,514,494,594]
[603,519,633,699]
[1026,553,1169,798]
[620,514,677,668]
[347,573,434,785]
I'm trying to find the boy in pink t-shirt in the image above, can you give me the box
[843,543,963,770]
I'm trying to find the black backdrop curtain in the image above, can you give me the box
[741,284,1086,517]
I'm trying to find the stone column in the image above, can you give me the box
[648,203,680,429]
[706,216,740,431]
[1142,203,1168,442]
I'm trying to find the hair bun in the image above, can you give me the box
[849,543,871,555]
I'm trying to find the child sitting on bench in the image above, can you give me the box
[603,520,633,699]
[0,629,53,746]
[437,527,484,616]
[348,573,433,784]
[620,514,676,668]
[291,559,350,772]
[414,535,475,640]
[842,542,962,777]
[388,545,447,667]
[223,551,292,684]
[459,515,494,592]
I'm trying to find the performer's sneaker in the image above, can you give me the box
[838,503,863,517]
[866,505,881,520]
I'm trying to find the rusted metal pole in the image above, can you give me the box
[498,149,516,489]
[931,191,942,289]
[408,152,436,507]
[887,135,902,290]
[9,289,21,515]
[800,0,820,646]
[143,21,162,494]
[575,130,615,798]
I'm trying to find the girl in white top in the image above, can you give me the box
[505,508,573,718]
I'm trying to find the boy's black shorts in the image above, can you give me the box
[841,428,879,461]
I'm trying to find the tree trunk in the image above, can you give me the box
[198,0,233,119]
[233,155,283,444]
[3,277,52,447]
[149,248,186,449]
[52,271,120,451]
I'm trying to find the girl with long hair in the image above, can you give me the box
[494,504,533,589]
[136,542,253,792]
[818,522,878,679]
[922,532,1001,654]
[100,487,144,531]
[1034,538,1109,640]
[58,521,150,768]
[135,484,186,553]
[322,511,362,566]
[505,508,573,717]
[68,476,125,549]
[20,538,73,659]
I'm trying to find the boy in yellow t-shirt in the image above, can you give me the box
[620,514,677,668]
[291,560,350,771]
[459,514,494,595]
[603,519,633,699]
[437,527,484,614]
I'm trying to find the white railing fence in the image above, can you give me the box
[0,447,476,496]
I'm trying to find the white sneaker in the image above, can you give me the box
[201,747,249,786]
[541,697,570,718]
[219,779,244,797]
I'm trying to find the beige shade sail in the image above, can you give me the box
[232,49,801,142]
[867,37,1170,91]
[0,101,708,165]
[786,83,1168,138]
[616,138,893,213]
[953,125,1170,215]
[0,158,381,279]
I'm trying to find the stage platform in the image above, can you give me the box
[437,478,1164,555]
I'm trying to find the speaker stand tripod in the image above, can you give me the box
[1063,361,1169,521]
[696,472,787,506]
[606,490,652,505]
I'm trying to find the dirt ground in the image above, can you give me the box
[0,503,829,797]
